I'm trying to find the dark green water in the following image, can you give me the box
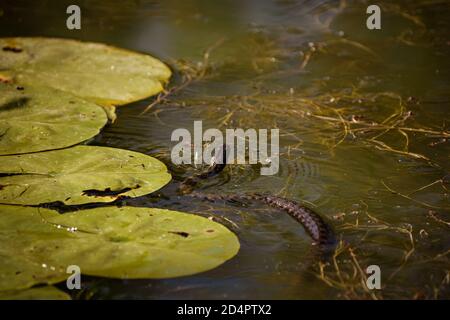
[1,0,449,299]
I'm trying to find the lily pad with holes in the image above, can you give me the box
[0,37,171,106]
[0,145,171,205]
[0,82,108,155]
[0,205,240,291]
[0,286,71,300]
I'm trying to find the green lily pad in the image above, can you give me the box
[0,82,107,155]
[0,37,171,106]
[0,146,171,205]
[0,205,239,291]
[0,286,71,300]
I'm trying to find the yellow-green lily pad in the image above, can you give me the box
[0,146,171,205]
[0,82,107,155]
[0,37,171,106]
[0,205,240,291]
[0,286,71,300]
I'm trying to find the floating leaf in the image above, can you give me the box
[0,286,71,300]
[0,37,171,106]
[0,82,107,155]
[0,205,239,291]
[0,146,171,205]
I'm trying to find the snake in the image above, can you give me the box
[178,144,336,249]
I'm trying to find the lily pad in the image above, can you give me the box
[0,82,107,155]
[0,286,71,300]
[0,37,171,106]
[0,205,240,291]
[0,146,171,205]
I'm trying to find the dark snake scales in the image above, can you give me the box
[179,145,336,249]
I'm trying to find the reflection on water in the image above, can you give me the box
[1,0,449,299]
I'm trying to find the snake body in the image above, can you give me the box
[179,145,336,249]
[257,195,336,247]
